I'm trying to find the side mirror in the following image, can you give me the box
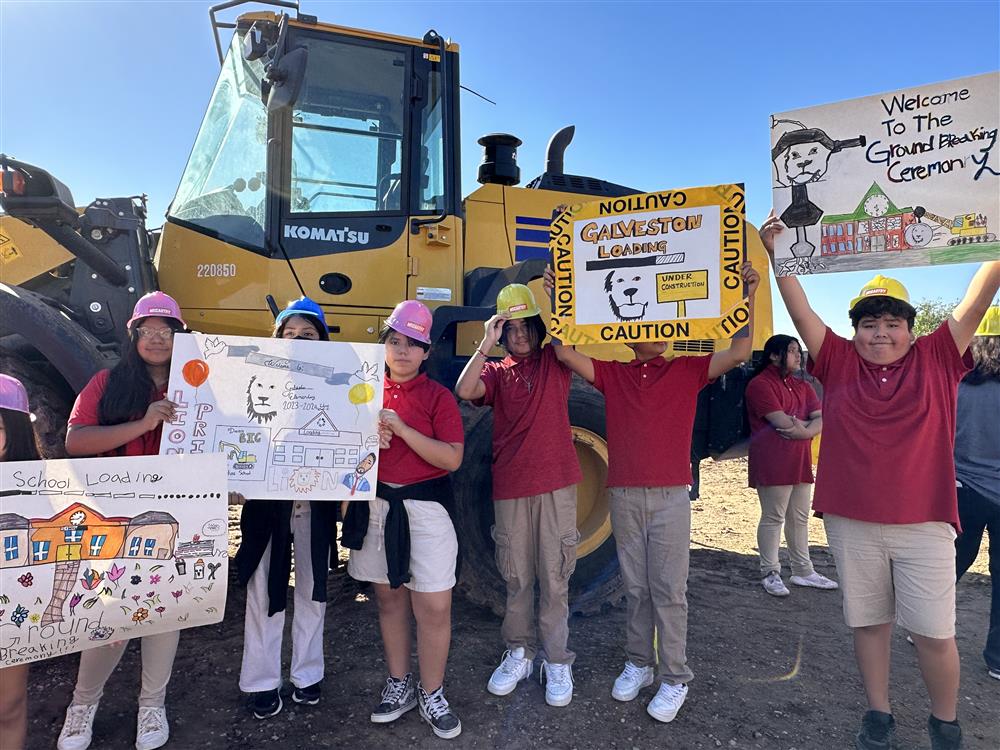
[266,46,308,112]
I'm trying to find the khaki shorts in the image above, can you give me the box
[348,497,457,593]
[823,514,957,638]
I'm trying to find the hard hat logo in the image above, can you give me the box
[405,321,427,333]
[863,288,887,297]
[508,303,527,313]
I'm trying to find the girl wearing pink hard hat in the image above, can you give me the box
[342,300,466,740]
[0,374,43,750]
[57,291,187,750]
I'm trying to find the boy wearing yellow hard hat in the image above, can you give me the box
[954,306,1000,684]
[455,283,582,707]
[761,211,1000,750]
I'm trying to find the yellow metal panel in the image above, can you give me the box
[289,233,408,310]
[407,216,464,311]
[0,215,73,285]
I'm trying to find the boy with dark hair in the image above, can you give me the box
[760,210,1000,750]
[543,262,760,723]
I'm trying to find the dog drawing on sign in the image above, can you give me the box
[605,271,650,321]
[246,375,278,424]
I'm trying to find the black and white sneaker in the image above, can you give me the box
[418,683,462,740]
[370,673,417,724]
[292,680,322,706]
[250,689,282,720]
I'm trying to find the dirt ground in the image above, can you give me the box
[25,459,997,749]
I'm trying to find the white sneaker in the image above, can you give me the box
[762,571,790,597]
[611,661,655,702]
[135,706,169,750]
[57,703,98,750]
[540,660,573,707]
[790,572,839,590]
[646,682,688,723]
[487,648,532,696]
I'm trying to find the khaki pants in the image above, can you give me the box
[756,484,815,578]
[493,485,578,665]
[72,630,180,708]
[610,486,693,686]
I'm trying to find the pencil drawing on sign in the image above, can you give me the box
[770,72,999,276]
[162,333,384,501]
[0,453,227,667]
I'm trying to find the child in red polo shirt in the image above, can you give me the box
[745,334,836,597]
[455,283,582,707]
[344,300,465,740]
[761,211,999,750]
[58,292,185,750]
[543,262,759,723]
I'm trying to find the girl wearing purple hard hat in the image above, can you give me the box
[232,298,338,719]
[58,291,187,750]
[0,374,43,750]
[342,299,466,739]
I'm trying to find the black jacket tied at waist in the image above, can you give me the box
[341,475,460,589]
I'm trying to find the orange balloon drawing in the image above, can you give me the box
[182,359,209,388]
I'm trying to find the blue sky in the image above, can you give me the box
[2,0,997,335]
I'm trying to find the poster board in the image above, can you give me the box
[161,333,383,501]
[770,71,999,276]
[0,453,227,667]
[550,185,749,345]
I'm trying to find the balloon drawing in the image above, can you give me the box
[182,359,210,388]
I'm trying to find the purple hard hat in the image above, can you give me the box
[385,300,433,345]
[126,291,186,329]
[0,374,30,414]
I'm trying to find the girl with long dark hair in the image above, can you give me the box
[745,334,836,597]
[57,292,184,750]
[232,297,338,719]
[0,374,43,750]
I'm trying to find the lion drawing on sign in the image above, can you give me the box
[246,375,278,424]
[605,271,650,322]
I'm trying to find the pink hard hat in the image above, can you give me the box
[0,374,30,414]
[126,291,186,329]
[385,300,433,345]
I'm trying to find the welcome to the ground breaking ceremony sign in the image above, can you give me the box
[770,71,999,277]
[550,185,749,344]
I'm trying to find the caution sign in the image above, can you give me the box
[550,185,749,344]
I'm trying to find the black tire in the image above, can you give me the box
[453,379,624,617]
[0,348,73,459]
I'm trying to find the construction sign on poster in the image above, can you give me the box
[0,453,227,667]
[161,333,384,501]
[770,71,999,276]
[549,185,750,345]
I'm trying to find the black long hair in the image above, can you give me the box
[98,317,184,426]
[0,407,42,462]
[964,335,1000,385]
[751,334,800,380]
[500,315,547,353]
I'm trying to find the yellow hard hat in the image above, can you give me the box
[496,283,541,319]
[975,306,1000,336]
[849,274,910,311]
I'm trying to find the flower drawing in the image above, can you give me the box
[11,605,28,627]
[130,575,142,585]
[108,563,126,586]
[132,608,149,623]
[80,569,104,591]
[28,613,41,624]
[69,593,84,615]
[17,573,33,587]
[155,606,166,617]
[149,574,161,585]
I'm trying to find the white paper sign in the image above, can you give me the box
[161,333,384,501]
[770,72,999,276]
[0,453,227,667]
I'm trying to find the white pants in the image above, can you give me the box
[239,508,326,692]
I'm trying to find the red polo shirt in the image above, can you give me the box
[809,322,972,527]
[68,369,166,457]
[745,366,821,488]
[379,373,464,485]
[477,344,582,500]
[592,354,712,488]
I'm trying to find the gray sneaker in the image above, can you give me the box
[418,683,462,740]
[370,673,417,724]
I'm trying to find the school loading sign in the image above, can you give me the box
[550,185,749,344]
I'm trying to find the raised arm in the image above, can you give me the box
[455,314,506,401]
[542,265,596,383]
[708,261,759,379]
[949,260,1000,353]
[759,211,827,357]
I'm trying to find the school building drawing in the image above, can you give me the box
[270,410,363,471]
[820,183,915,257]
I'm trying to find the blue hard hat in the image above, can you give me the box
[275,297,329,334]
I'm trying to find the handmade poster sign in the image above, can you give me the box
[770,71,999,276]
[550,185,749,344]
[161,333,384,501]
[0,453,227,667]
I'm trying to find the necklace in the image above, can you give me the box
[513,368,533,393]
[510,357,537,393]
